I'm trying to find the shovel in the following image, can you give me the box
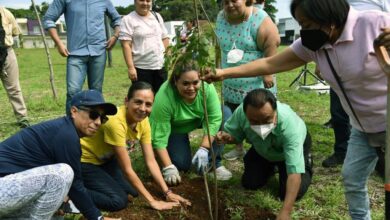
[374,39,390,219]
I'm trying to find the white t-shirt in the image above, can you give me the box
[348,0,389,12]
[119,11,169,70]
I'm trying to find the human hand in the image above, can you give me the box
[263,75,274,88]
[57,43,69,57]
[191,147,209,174]
[106,36,118,50]
[166,192,192,206]
[104,217,122,220]
[215,131,233,145]
[374,28,390,74]
[376,27,390,49]
[201,68,225,83]
[128,67,137,81]
[149,200,180,210]
[162,164,181,186]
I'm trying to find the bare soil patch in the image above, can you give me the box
[109,177,276,219]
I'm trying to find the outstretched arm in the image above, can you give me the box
[113,145,179,210]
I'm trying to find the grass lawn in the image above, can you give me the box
[0,46,384,219]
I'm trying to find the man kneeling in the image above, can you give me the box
[217,89,313,219]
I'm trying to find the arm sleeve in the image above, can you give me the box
[54,135,101,220]
[106,0,121,28]
[7,10,20,36]
[102,118,127,147]
[43,0,65,30]
[281,118,307,174]
[157,13,169,39]
[289,39,314,63]
[119,15,133,41]
[150,91,173,149]
[223,106,246,143]
[203,84,222,136]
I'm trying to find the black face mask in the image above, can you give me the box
[300,29,329,51]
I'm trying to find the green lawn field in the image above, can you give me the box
[0,46,384,219]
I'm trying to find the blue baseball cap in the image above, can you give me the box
[70,90,117,115]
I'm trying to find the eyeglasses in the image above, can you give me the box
[77,106,108,124]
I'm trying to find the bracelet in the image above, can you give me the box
[163,188,172,197]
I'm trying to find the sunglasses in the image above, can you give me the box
[77,106,109,124]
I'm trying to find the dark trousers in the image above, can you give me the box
[330,89,350,157]
[134,67,167,93]
[241,133,313,200]
[81,159,138,211]
[167,133,223,171]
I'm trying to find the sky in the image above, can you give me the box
[1,0,292,19]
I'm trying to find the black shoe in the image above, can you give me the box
[322,154,345,168]
[322,119,333,129]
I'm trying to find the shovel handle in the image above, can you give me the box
[374,39,390,75]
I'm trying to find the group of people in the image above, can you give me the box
[0,0,390,220]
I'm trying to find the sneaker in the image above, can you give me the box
[213,166,232,181]
[17,118,30,128]
[223,148,246,161]
[61,200,80,214]
[322,153,345,168]
[322,119,333,129]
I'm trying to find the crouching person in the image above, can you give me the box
[150,59,232,186]
[0,90,119,220]
[216,89,313,219]
[80,82,190,212]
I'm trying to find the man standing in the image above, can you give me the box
[0,90,119,220]
[43,0,121,114]
[216,89,312,219]
[0,7,29,128]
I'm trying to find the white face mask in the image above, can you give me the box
[227,42,244,64]
[250,123,275,140]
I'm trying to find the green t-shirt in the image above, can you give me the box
[150,81,222,149]
[224,102,307,174]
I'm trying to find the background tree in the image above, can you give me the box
[263,0,277,22]
[154,0,219,22]
[115,5,135,15]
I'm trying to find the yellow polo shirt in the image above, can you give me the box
[81,106,151,165]
[0,7,21,46]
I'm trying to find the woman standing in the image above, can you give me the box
[119,0,169,93]
[81,82,190,212]
[216,0,280,160]
[204,0,390,218]
[150,59,232,186]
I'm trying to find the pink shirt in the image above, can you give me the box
[291,8,390,132]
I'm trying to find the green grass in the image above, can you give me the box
[0,46,384,219]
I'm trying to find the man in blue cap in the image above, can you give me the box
[0,90,119,220]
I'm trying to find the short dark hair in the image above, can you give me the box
[127,81,154,99]
[243,89,277,113]
[169,58,199,85]
[290,0,349,28]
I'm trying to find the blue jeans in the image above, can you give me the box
[167,133,223,172]
[342,128,378,220]
[66,53,106,114]
[81,159,138,212]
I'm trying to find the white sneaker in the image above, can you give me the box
[223,148,246,161]
[213,166,232,181]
